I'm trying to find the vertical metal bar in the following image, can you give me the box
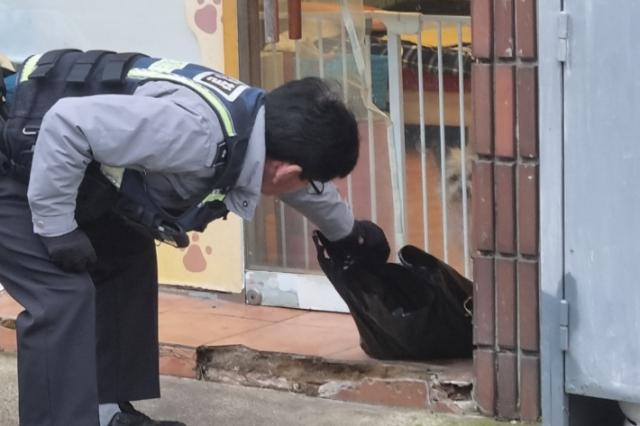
[279,200,287,267]
[236,0,251,84]
[295,40,301,79]
[271,42,279,89]
[295,38,309,269]
[272,39,286,267]
[365,33,377,223]
[387,31,408,246]
[303,220,310,269]
[246,0,263,87]
[341,24,349,100]
[317,18,325,78]
[539,0,569,420]
[263,0,279,44]
[436,21,448,262]
[341,23,353,206]
[417,23,429,251]
[457,23,470,278]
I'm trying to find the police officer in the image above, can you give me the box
[0,50,390,426]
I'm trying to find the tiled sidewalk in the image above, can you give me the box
[157,291,368,360]
[0,289,369,363]
[0,289,476,414]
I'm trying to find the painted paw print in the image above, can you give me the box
[181,233,213,273]
[185,0,221,36]
[185,0,224,68]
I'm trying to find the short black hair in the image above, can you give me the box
[264,77,359,183]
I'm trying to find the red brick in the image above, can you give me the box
[496,258,517,349]
[472,64,493,156]
[516,0,537,59]
[497,352,518,419]
[474,349,496,416]
[518,260,539,351]
[495,66,516,159]
[520,355,541,421]
[473,256,495,346]
[496,163,516,254]
[495,0,515,58]
[517,67,539,158]
[518,164,539,255]
[471,0,493,59]
[473,160,495,252]
[330,378,431,409]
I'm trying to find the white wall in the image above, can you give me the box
[0,0,222,69]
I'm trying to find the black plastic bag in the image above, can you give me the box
[313,230,474,360]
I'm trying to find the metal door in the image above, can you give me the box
[562,0,640,403]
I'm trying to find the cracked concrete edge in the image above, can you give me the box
[196,345,478,416]
[0,347,528,426]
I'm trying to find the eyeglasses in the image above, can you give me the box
[306,180,325,195]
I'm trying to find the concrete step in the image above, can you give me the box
[0,352,521,426]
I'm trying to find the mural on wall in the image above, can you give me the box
[185,0,225,71]
[155,0,245,291]
[180,233,213,273]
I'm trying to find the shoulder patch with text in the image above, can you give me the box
[194,72,248,102]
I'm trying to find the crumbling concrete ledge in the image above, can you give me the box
[196,344,476,415]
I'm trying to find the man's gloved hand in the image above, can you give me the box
[333,220,391,264]
[39,228,97,273]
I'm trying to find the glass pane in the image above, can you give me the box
[245,0,397,274]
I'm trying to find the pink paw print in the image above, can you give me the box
[193,0,221,34]
[185,0,225,68]
[180,233,212,273]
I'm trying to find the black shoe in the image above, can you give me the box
[105,402,186,426]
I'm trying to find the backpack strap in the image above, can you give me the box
[66,50,116,83]
[0,70,6,121]
[102,52,148,83]
[28,49,82,80]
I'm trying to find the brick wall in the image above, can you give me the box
[470,0,540,421]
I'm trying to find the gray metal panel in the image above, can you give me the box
[563,0,640,403]
[538,0,570,423]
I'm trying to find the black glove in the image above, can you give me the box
[39,228,97,273]
[333,220,391,264]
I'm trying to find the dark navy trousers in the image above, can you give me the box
[0,176,161,426]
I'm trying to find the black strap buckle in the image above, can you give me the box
[211,141,228,167]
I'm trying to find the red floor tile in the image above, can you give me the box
[159,308,272,347]
[158,292,207,313]
[178,297,305,323]
[208,321,361,357]
[1,289,365,362]
[281,311,358,330]
[327,346,372,361]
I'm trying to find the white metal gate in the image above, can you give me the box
[245,6,474,312]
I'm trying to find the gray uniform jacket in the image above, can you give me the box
[27,80,355,241]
